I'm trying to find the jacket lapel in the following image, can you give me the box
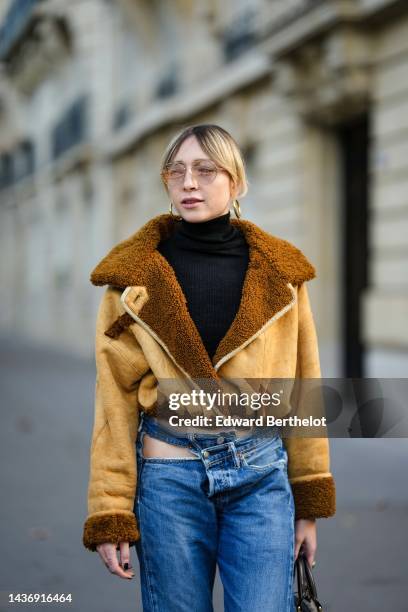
[90,213,316,381]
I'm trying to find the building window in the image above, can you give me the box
[221,7,257,62]
[14,139,35,180]
[0,152,14,189]
[0,0,39,60]
[51,95,88,160]
[113,102,132,131]
[155,64,179,100]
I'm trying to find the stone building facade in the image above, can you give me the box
[0,0,407,378]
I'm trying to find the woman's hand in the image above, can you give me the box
[294,519,317,568]
[96,542,135,580]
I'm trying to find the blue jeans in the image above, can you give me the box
[134,413,296,612]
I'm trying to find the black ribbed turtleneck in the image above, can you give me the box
[157,211,249,361]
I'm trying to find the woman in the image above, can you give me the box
[82,124,336,611]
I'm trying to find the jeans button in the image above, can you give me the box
[216,436,224,444]
[202,450,209,458]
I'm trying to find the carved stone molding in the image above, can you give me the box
[273,25,374,124]
[4,15,71,95]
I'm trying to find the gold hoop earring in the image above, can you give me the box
[168,201,182,219]
[233,199,242,219]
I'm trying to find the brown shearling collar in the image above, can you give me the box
[90,213,316,380]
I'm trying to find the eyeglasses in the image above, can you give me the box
[161,160,226,186]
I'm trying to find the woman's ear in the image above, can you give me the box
[229,178,239,201]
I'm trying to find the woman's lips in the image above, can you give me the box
[181,200,203,208]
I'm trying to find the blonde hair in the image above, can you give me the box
[160,124,249,199]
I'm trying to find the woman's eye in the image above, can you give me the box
[197,167,213,174]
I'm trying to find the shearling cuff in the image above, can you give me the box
[290,475,336,520]
[83,512,140,552]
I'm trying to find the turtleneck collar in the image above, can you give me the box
[176,210,234,243]
[165,209,248,256]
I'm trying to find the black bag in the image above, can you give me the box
[293,551,323,611]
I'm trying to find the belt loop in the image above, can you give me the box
[229,441,241,468]
[136,427,145,455]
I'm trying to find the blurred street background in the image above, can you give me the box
[0,0,407,610]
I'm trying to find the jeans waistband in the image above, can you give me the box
[138,412,280,448]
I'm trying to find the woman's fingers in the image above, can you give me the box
[96,543,108,566]
[96,542,134,579]
[299,539,317,568]
[294,536,302,561]
[294,519,317,565]
[119,542,134,576]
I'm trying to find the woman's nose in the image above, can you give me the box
[183,167,198,188]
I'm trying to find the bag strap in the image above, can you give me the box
[302,552,318,599]
[296,552,310,601]
[295,551,324,611]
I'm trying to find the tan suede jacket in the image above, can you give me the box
[82,213,336,552]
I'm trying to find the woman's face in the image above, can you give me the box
[165,135,237,223]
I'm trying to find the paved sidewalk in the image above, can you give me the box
[0,335,407,611]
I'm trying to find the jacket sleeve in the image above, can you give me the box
[282,282,336,520]
[82,287,149,552]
